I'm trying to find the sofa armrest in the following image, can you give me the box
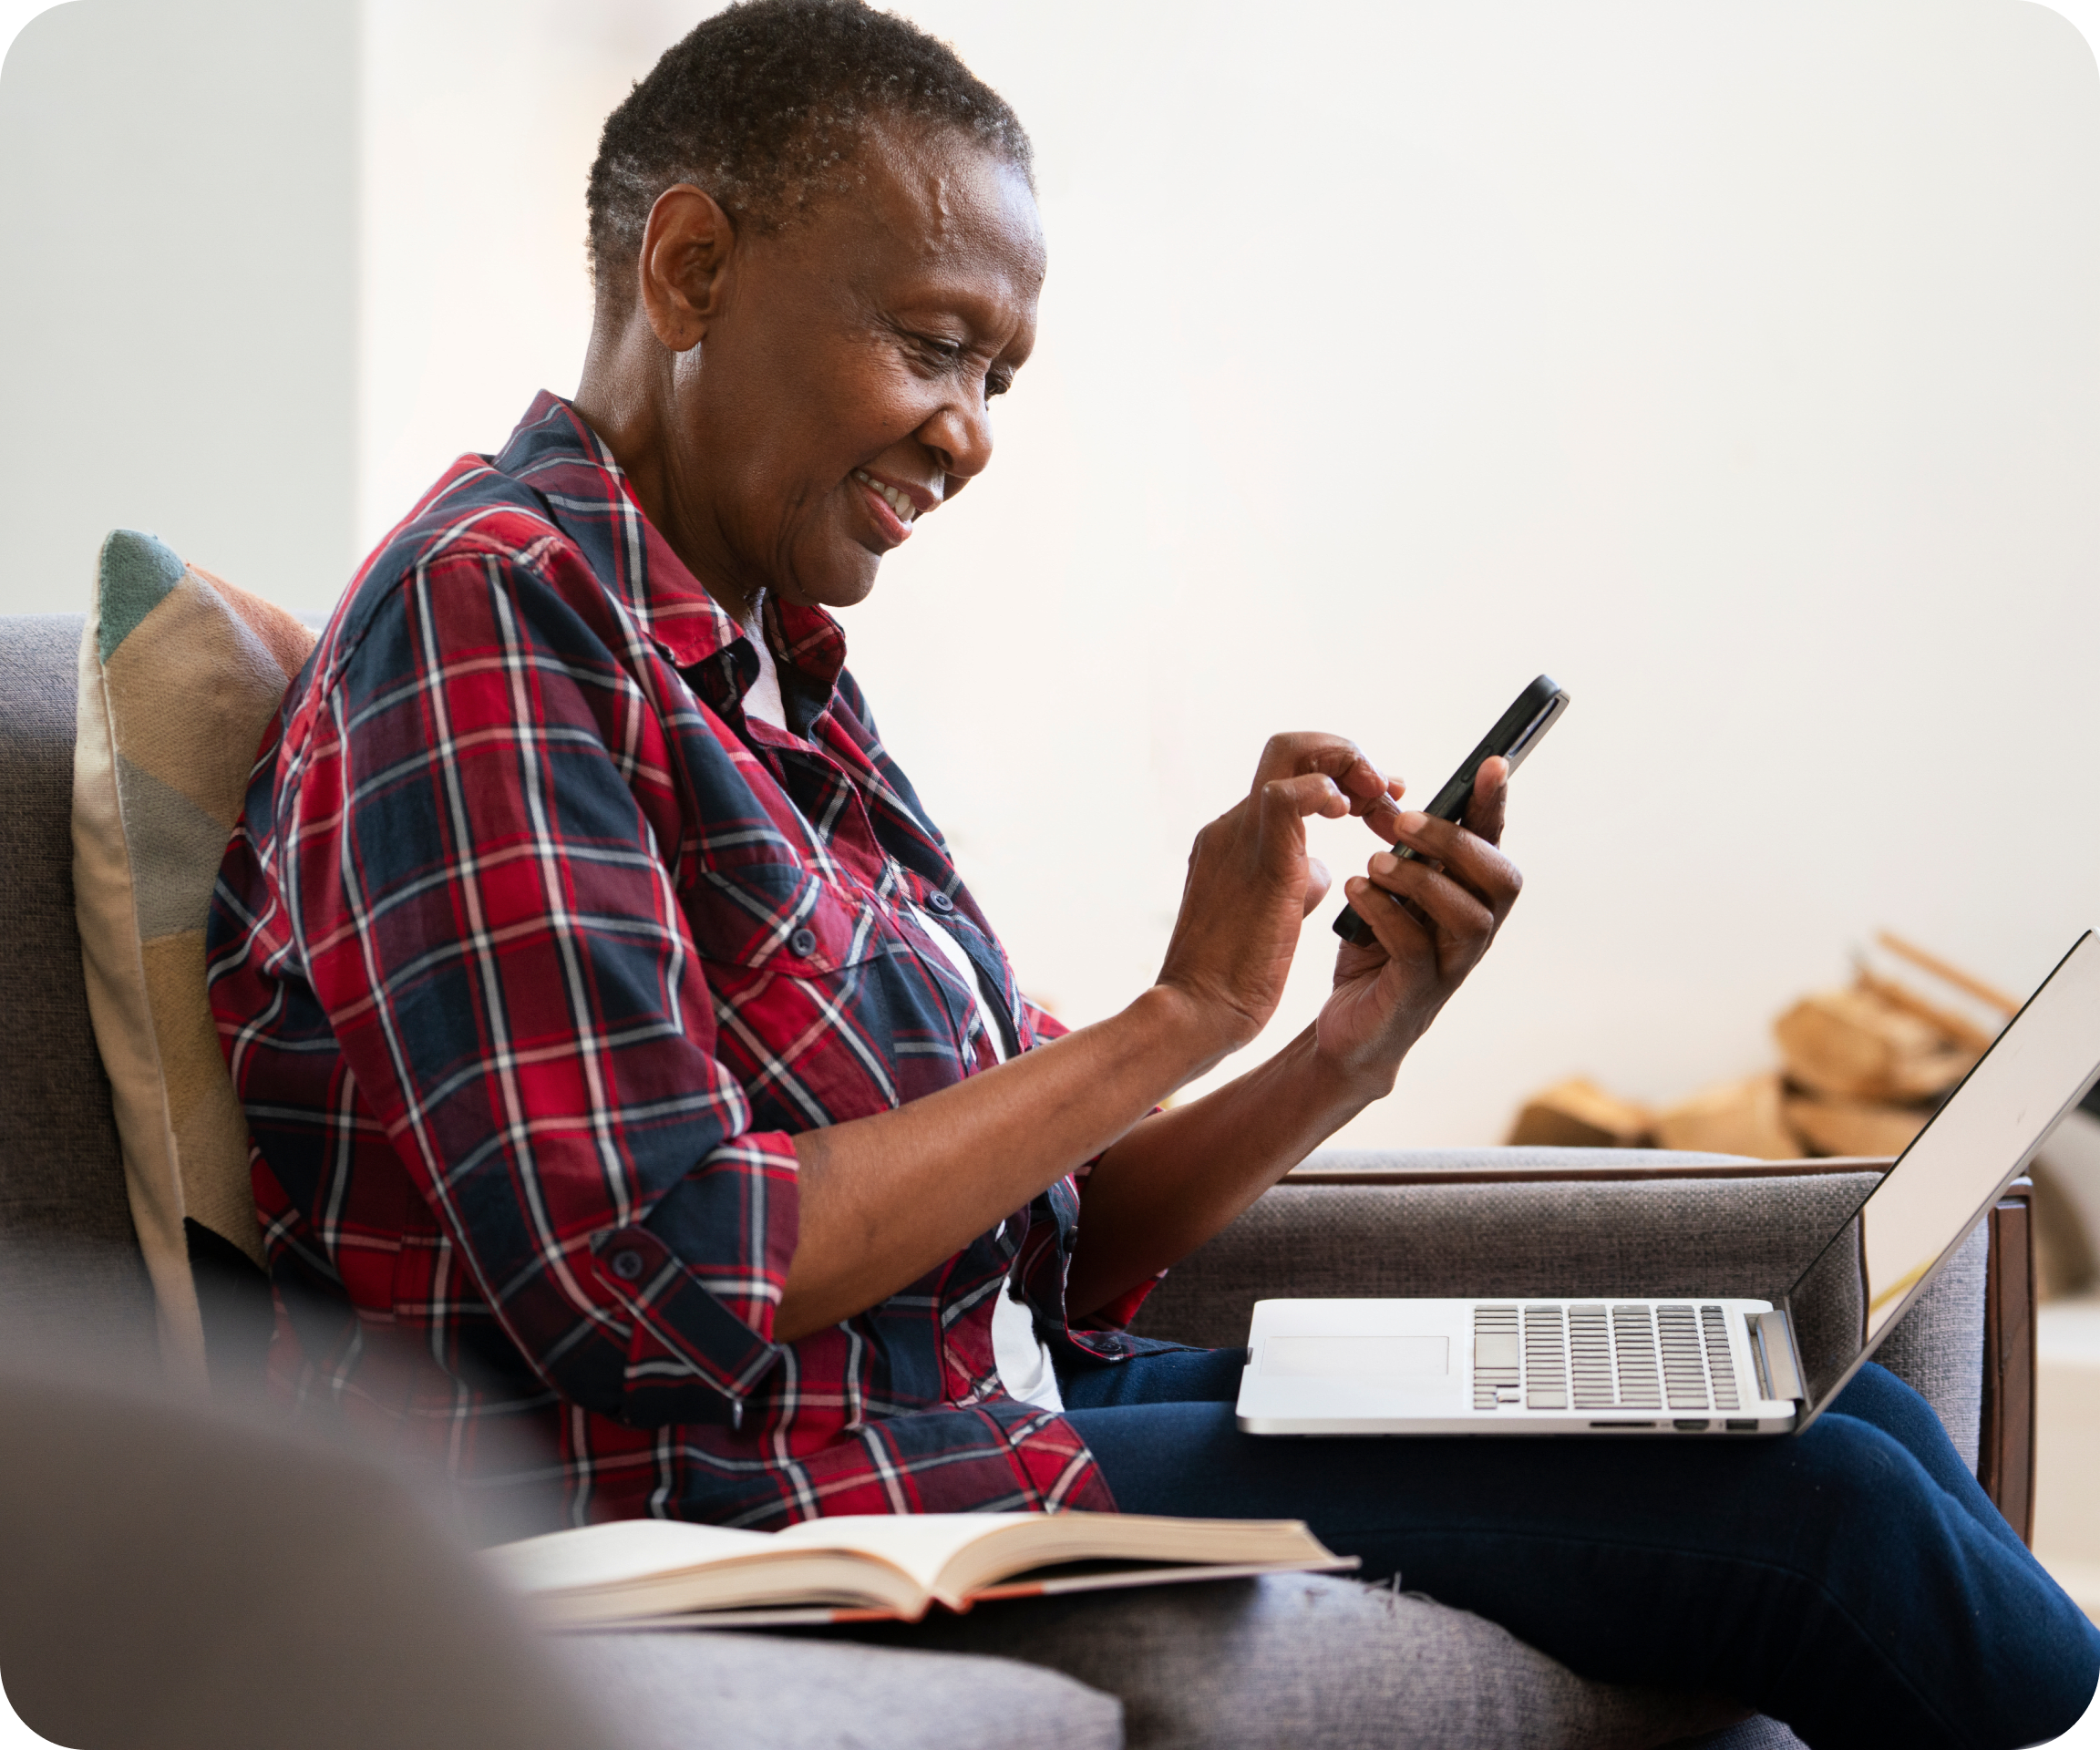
[1979,1180,2037,1542]
[1128,1148,2026,1533]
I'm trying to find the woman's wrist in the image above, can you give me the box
[1116,982,1402,1119]
[1282,1021,1396,1121]
[1122,981,1249,1092]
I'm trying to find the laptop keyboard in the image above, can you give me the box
[1473,1302,1741,1413]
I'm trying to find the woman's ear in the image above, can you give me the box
[636,184,737,354]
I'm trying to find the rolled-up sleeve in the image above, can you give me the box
[1007,1002,1166,1345]
[283,545,795,1427]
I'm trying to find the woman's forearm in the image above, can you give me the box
[1062,1025,1387,1318]
[774,736,1430,1344]
[776,984,1235,1342]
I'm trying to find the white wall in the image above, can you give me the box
[8,1,2098,1148]
[0,0,358,613]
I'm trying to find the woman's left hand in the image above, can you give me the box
[1314,757,1524,1092]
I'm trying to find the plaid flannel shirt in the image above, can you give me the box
[208,393,1161,1530]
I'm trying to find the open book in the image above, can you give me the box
[485,1511,1355,1629]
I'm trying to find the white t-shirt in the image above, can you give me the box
[742,625,1064,1412]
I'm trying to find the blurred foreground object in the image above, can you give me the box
[0,1282,1121,1750]
[0,1307,621,1750]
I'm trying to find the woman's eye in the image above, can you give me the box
[912,334,964,367]
[901,329,1011,399]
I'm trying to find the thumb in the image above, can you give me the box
[1302,856,1333,917]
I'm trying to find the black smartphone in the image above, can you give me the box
[1332,674,1571,946]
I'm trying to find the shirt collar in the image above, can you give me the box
[496,392,849,714]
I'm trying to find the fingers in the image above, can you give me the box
[1243,776,1356,914]
[1361,849,1496,944]
[1302,856,1333,918]
[1386,807,1522,918]
[1361,774,1406,833]
[1251,733,1402,821]
[1337,870,1436,966]
[1260,771,1354,826]
[1463,756,1510,848]
[1361,780,1407,845]
[1341,851,1501,978]
[1339,797,1524,972]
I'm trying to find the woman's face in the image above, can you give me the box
[656,123,1047,617]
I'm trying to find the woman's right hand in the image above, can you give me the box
[1154,733,1401,1056]
[779,734,1394,1337]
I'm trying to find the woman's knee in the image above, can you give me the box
[1782,1407,1921,1509]
[1761,1415,1986,1593]
[1823,1361,1949,1448]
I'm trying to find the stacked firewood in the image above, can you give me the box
[1506,935,2100,1299]
[1507,933,2007,1162]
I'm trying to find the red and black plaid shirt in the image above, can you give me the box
[208,394,1158,1530]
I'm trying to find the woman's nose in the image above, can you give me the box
[917,396,994,484]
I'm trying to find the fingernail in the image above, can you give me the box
[1398,811,1430,834]
[1370,852,1397,877]
[1344,876,1368,897]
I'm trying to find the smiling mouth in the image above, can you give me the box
[852,468,920,528]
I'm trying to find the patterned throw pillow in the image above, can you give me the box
[72,530,316,1381]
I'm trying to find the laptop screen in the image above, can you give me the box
[1786,931,2100,1424]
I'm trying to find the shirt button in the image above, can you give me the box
[788,927,818,957]
[926,890,954,912]
[609,1249,644,1282]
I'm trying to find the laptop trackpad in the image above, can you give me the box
[1262,1335,1451,1382]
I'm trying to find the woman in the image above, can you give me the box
[209,3,2098,1743]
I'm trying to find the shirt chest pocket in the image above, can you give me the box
[685,857,884,978]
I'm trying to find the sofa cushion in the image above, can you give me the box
[71,531,315,1377]
[823,1571,1744,1750]
[563,1631,1124,1750]
[0,614,154,1347]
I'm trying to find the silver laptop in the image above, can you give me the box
[1238,930,2100,1437]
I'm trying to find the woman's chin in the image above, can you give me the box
[781,550,883,614]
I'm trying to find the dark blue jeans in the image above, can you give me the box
[1062,1350,2099,1750]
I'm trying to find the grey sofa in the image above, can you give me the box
[0,612,2035,1749]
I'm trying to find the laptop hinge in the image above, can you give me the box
[1746,1309,1804,1404]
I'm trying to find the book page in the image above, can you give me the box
[770,1511,1333,1608]
[486,1510,1340,1621]
[485,1517,776,1594]
[765,1512,1044,1591]
[939,1514,1333,1606]
[530,1552,923,1624]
